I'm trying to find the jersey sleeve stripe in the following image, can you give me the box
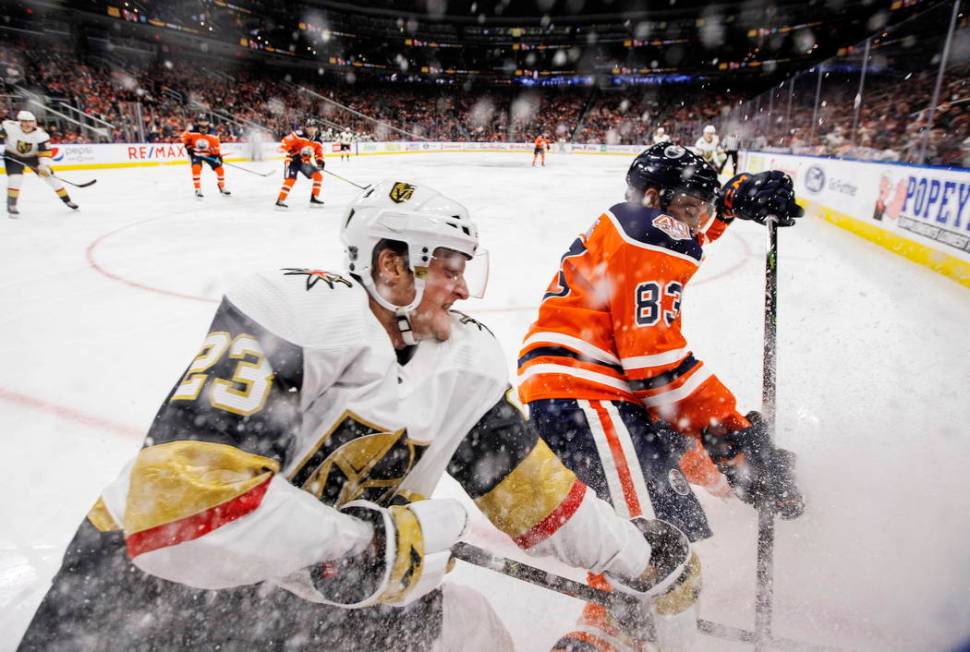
[474,438,581,544]
[127,475,272,558]
[522,331,621,365]
[513,479,586,549]
[120,440,280,537]
[638,367,714,407]
[518,345,625,375]
[620,347,691,371]
[627,355,699,392]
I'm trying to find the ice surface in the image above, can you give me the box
[1,153,968,651]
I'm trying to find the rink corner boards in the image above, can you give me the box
[800,197,970,289]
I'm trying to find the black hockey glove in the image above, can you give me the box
[717,171,804,226]
[315,158,326,170]
[309,499,467,607]
[701,412,804,519]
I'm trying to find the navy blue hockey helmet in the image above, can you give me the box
[626,143,719,206]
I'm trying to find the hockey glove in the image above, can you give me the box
[606,518,701,625]
[310,498,468,608]
[607,518,690,595]
[717,171,803,226]
[701,411,805,519]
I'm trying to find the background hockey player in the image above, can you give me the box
[19,179,700,651]
[694,124,722,169]
[339,128,354,161]
[652,126,670,145]
[180,113,230,199]
[2,110,78,217]
[518,144,806,651]
[533,133,550,167]
[277,117,325,208]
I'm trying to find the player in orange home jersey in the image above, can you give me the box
[181,114,229,198]
[519,143,806,651]
[276,118,325,209]
[532,134,549,167]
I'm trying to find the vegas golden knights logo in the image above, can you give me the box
[289,411,428,507]
[389,181,416,204]
[16,141,32,155]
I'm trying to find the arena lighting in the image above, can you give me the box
[609,73,700,85]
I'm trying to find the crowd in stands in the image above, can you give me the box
[2,41,968,167]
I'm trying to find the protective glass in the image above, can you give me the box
[428,249,489,299]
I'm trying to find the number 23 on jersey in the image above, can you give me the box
[171,331,275,416]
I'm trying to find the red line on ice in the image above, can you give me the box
[85,219,217,304]
[0,386,143,439]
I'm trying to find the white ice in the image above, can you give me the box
[1,152,968,651]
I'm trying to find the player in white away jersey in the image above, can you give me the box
[340,129,354,161]
[19,180,697,651]
[694,124,722,169]
[1,110,78,217]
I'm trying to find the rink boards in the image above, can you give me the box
[740,151,970,288]
[3,140,969,287]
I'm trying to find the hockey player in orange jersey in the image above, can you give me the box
[532,134,550,167]
[519,143,806,651]
[181,113,229,199]
[277,118,325,208]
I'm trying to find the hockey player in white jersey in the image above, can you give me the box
[339,128,354,161]
[2,110,78,217]
[694,124,722,169]
[20,180,697,651]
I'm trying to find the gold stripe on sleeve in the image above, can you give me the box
[474,439,577,540]
[124,440,280,535]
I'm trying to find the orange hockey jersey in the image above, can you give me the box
[281,131,323,163]
[518,202,749,451]
[534,136,550,151]
[180,130,221,156]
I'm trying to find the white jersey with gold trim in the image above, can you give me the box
[2,120,52,158]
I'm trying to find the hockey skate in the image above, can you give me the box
[275,200,288,209]
[309,195,325,207]
[7,205,19,218]
[219,188,232,196]
[195,189,204,199]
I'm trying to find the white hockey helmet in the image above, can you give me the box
[17,110,36,122]
[703,125,716,134]
[340,179,485,342]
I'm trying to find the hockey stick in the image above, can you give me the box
[195,154,274,177]
[453,542,826,650]
[324,168,369,191]
[452,542,655,644]
[755,215,780,651]
[2,154,97,187]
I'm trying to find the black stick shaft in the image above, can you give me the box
[756,217,779,650]
[1,154,96,187]
[324,168,369,190]
[452,542,618,607]
[195,154,273,177]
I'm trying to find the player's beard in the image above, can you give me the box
[411,304,453,342]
